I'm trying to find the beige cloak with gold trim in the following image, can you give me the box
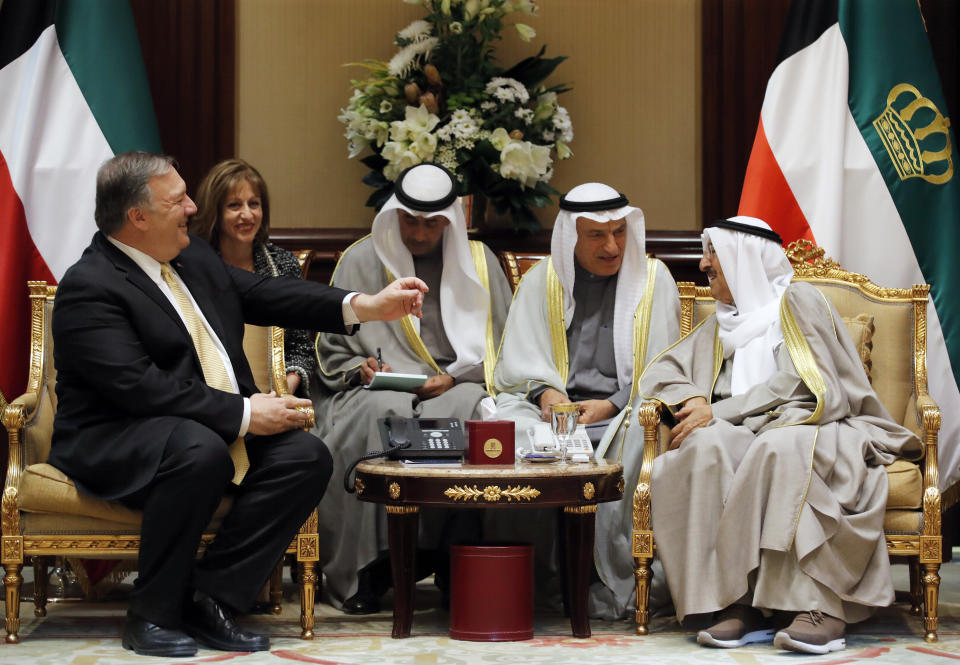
[641,282,921,622]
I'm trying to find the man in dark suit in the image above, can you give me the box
[48,151,427,658]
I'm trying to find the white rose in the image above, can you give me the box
[383,145,423,181]
[529,142,552,177]
[411,131,438,159]
[489,127,511,151]
[499,141,536,187]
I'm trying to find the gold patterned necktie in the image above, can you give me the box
[160,264,250,484]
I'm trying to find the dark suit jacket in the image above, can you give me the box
[48,232,351,500]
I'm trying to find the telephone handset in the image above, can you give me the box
[344,417,465,493]
[377,416,465,459]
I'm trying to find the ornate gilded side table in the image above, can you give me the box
[353,459,624,639]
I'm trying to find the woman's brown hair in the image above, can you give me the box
[190,159,271,249]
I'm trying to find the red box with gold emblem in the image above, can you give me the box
[465,420,515,465]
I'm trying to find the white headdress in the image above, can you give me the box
[550,182,647,389]
[702,216,793,395]
[371,164,487,378]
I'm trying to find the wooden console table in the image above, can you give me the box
[353,459,624,639]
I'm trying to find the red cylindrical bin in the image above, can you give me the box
[449,545,534,641]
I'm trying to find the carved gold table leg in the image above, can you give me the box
[32,556,48,617]
[4,562,23,644]
[298,561,317,639]
[923,562,940,642]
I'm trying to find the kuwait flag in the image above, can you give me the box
[739,0,960,495]
[0,0,160,404]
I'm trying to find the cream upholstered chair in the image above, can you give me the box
[2,281,321,643]
[630,240,942,641]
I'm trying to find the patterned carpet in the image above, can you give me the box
[3,565,960,665]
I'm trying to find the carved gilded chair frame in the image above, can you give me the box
[631,240,942,642]
[2,281,321,644]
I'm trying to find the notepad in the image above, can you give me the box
[364,372,428,391]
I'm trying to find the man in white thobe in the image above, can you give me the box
[492,182,681,611]
[642,217,921,654]
[314,163,512,613]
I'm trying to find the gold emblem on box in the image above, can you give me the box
[388,482,401,500]
[483,437,503,459]
[583,482,595,500]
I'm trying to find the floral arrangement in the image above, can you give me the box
[338,0,573,229]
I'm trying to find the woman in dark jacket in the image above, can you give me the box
[191,159,315,395]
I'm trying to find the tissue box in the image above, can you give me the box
[466,420,514,465]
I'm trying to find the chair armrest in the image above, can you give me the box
[2,400,31,537]
[912,393,942,542]
[632,400,664,538]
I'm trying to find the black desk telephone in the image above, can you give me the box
[378,417,465,459]
[343,417,465,493]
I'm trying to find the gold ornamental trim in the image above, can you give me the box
[632,530,653,558]
[2,536,23,564]
[564,505,598,514]
[546,258,569,385]
[780,296,826,424]
[388,482,401,500]
[785,240,929,302]
[443,484,541,503]
[297,534,319,562]
[616,476,625,494]
[924,486,942,537]
[299,508,319,534]
[269,326,287,397]
[386,267,445,376]
[886,536,920,556]
[678,282,697,337]
[628,257,660,404]
[386,505,419,515]
[468,239,499,396]
[582,482,595,500]
[354,477,366,496]
[920,536,942,564]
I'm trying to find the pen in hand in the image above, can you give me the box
[376,347,383,372]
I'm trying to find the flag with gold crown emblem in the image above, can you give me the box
[738,0,960,495]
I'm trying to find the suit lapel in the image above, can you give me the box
[95,233,192,341]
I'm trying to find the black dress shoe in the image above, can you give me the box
[183,591,269,652]
[341,589,382,615]
[122,615,197,657]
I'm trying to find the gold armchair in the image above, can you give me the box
[2,281,321,643]
[631,241,942,642]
